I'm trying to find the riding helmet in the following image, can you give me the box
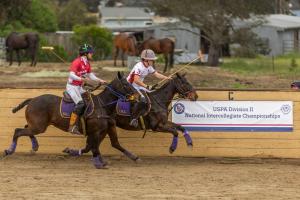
[140,49,157,60]
[79,44,94,55]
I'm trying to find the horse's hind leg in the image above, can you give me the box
[8,50,13,66]
[4,127,39,156]
[107,124,140,162]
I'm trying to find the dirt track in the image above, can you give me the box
[0,61,292,89]
[1,154,300,200]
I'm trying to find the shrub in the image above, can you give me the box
[72,25,113,60]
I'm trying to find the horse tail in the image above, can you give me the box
[12,98,32,113]
[170,40,175,67]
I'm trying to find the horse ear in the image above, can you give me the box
[176,73,181,78]
[117,71,123,79]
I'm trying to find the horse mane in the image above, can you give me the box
[151,76,176,94]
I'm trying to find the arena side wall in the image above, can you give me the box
[1,89,300,158]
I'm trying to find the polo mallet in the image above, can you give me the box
[157,55,201,86]
[41,46,67,63]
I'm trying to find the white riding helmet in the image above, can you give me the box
[140,49,157,60]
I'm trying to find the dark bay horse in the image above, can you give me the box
[3,72,141,169]
[6,32,39,66]
[113,33,138,67]
[64,73,198,157]
[139,37,175,73]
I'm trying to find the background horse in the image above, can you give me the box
[66,73,198,157]
[4,72,140,169]
[139,37,175,73]
[5,32,39,66]
[113,33,138,67]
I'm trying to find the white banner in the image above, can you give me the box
[172,101,293,132]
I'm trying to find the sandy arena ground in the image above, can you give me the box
[1,154,300,200]
[0,61,299,199]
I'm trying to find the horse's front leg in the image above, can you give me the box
[121,50,125,67]
[171,122,193,147]
[89,132,108,169]
[113,47,119,66]
[163,53,168,73]
[107,122,140,162]
[155,122,180,154]
[16,50,21,66]
[8,50,13,66]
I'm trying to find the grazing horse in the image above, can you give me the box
[113,33,138,67]
[3,72,141,169]
[64,73,198,157]
[5,32,39,66]
[139,37,175,73]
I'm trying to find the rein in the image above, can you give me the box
[96,82,135,108]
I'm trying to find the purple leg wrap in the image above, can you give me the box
[183,131,193,146]
[31,137,39,151]
[91,156,105,169]
[170,136,178,152]
[5,142,17,155]
[9,142,17,152]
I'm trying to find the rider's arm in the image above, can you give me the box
[153,71,170,80]
[69,71,82,81]
[133,75,148,88]
[87,72,106,83]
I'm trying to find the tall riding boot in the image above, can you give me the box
[68,112,81,135]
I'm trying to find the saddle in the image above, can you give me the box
[60,91,94,118]
[116,91,151,117]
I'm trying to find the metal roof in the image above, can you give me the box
[264,14,300,30]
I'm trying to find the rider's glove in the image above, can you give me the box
[146,84,158,90]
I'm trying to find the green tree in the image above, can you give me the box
[0,0,57,34]
[72,25,113,60]
[0,0,31,26]
[22,0,58,32]
[149,0,278,66]
[58,0,97,31]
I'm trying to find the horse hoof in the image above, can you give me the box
[63,148,80,157]
[29,150,37,155]
[62,147,70,154]
[187,144,193,150]
[169,147,176,154]
[135,157,142,163]
[3,149,12,156]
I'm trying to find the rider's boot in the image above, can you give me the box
[68,112,81,135]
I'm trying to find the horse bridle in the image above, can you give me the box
[172,78,194,99]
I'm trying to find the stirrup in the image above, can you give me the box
[129,118,138,128]
[69,126,82,135]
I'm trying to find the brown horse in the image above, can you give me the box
[113,33,138,67]
[64,73,198,157]
[3,72,141,169]
[5,32,39,66]
[139,37,175,73]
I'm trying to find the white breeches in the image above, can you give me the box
[66,83,86,104]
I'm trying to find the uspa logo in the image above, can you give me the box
[174,103,185,114]
[281,104,291,114]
